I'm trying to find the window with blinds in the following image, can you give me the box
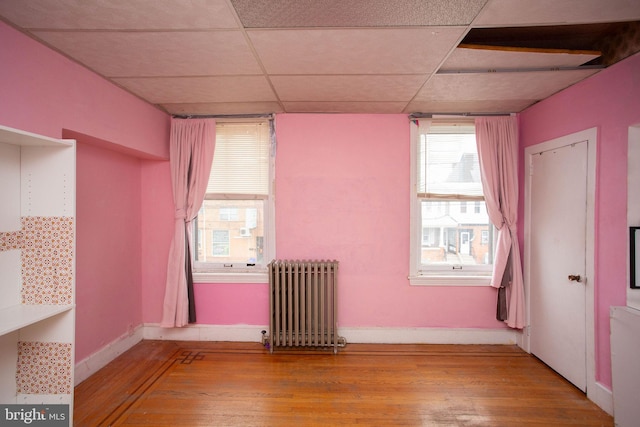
[418,124,484,200]
[193,120,274,273]
[206,122,270,197]
[412,121,495,282]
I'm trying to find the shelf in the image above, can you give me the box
[0,304,74,337]
[0,124,73,147]
[0,123,76,419]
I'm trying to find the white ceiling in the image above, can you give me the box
[0,0,639,116]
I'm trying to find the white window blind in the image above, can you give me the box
[207,122,270,196]
[418,124,484,200]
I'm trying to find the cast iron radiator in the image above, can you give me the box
[267,260,344,353]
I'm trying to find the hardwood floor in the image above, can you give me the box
[74,340,613,426]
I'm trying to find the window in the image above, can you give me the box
[212,229,230,256]
[193,120,275,282]
[219,207,239,221]
[410,120,495,285]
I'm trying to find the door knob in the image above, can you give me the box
[568,274,582,282]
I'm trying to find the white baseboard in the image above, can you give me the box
[142,323,517,345]
[74,325,144,385]
[591,381,614,416]
[340,326,517,344]
[143,323,268,342]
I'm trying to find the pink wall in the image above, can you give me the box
[518,52,640,388]
[140,114,506,329]
[0,21,169,160]
[275,114,505,328]
[139,161,174,323]
[0,21,170,362]
[75,143,143,361]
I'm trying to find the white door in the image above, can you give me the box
[529,140,588,392]
[460,231,470,254]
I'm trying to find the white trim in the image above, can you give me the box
[409,275,492,286]
[74,324,144,385]
[340,326,517,344]
[143,323,516,345]
[409,120,421,278]
[523,127,597,403]
[143,323,268,342]
[592,382,614,415]
[193,272,268,284]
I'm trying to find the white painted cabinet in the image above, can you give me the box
[0,125,75,425]
[611,306,640,427]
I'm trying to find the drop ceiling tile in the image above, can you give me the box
[249,28,466,75]
[282,102,408,114]
[415,69,600,101]
[441,46,600,71]
[0,0,238,29]
[270,75,427,102]
[0,0,625,116]
[113,76,278,104]
[163,102,284,115]
[475,0,640,26]
[405,100,537,114]
[33,31,261,77]
[230,0,486,27]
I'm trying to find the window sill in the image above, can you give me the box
[409,274,492,287]
[193,271,268,284]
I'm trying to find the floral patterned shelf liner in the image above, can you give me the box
[0,216,74,305]
[17,341,72,394]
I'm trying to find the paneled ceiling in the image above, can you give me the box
[1,0,639,116]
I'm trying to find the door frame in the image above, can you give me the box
[522,127,597,400]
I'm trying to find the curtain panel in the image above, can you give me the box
[161,118,216,327]
[475,116,525,329]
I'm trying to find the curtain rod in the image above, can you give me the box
[172,113,274,120]
[173,112,512,120]
[409,112,515,120]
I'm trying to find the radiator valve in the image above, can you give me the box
[261,330,269,349]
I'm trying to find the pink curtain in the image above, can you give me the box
[475,116,524,329]
[161,118,215,327]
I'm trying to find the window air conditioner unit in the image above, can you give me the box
[239,227,251,237]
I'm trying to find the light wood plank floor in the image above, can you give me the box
[74,340,613,426]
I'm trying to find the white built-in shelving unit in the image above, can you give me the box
[0,124,75,425]
[610,124,640,426]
